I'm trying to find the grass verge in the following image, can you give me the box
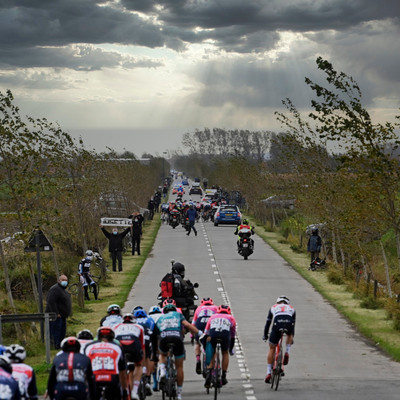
[250,218,400,362]
[33,216,162,395]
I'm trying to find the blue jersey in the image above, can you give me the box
[0,368,21,400]
[135,317,155,341]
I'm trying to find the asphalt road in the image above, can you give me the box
[123,190,400,400]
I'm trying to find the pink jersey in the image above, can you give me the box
[192,305,218,325]
[205,313,236,338]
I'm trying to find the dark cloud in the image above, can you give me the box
[0,45,163,71]
[1,0,400,70]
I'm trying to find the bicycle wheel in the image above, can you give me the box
[214,345,221,400]
[138,376,146,400]
[273,348,283,391]
[68,283,79,296]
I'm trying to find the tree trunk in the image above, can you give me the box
[395,227,400,271]
[332,230,338,264]
[28,260,39,306]
[380,240,393,298]
[0,239,24,337]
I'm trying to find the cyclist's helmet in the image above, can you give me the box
[149,305,161,315]
[163,303,177,314]
[132,305,144,312]
[242,219,249,225]
[107,304,121,315]
[217,305,231,314]
[5,344,26,363]
[85,249,94,261]
[77,329,93,340]
[201,297,214,306]
[61,337,81,353]
[276,296,290,304]
[123,313,135,323]
[162,298,176,307]
[0,345,6,355]
[0,355,12,374]
[172,262,185,278]
[97,326,115,341]
[133,309,147,319]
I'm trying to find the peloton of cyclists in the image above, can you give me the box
[263,295,296,384]
[153,303,201,400]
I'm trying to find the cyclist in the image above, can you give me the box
[192,298,218,375]
[114,313,145,400]
[84,326,128,400]
[77,329,94,353]
[203,305,236,387]
[133,308,156,396]
[148,306,163,392]
[100,304,123,328]
[5,344,38,400]
[47,336,94,400]
[0,355,21,400]
[78,249,98,301]
[154,303,201,400]
[263,296,296,384]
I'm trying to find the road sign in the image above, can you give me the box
[24,229,53,252]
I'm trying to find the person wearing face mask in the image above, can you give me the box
[100,224,131,272]
[45,274,72,349]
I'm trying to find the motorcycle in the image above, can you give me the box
[157,281,199,322]
[169,209,181,228]
[237,228,254,260]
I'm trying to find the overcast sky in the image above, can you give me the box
[1,0,399,156]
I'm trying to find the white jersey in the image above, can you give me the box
[270,303,295,320]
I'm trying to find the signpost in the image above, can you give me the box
[24,229,53,341]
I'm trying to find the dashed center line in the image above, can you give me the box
[200,221,257,400]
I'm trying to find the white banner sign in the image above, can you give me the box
[101,217,132,227]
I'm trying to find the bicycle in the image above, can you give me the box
[270,329,287,391]
[68,272,101,298]
[160,343,177,400]
[127,362,147,400]
[210,339,223,400]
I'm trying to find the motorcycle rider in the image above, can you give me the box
[170,262,198,315]
[234,219,255,250]
[78,250,98,301]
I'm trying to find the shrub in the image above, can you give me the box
[327,268,344,285]
[360,296,380,310]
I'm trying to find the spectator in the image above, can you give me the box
[129,212,144,256]
[186,204,198,236]
[45,274,72,349]
[100,225,131,272]
[307,227,322,263]
[147,198,155,220]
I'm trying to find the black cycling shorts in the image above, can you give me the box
[120,339,144,364]
[159,333,184,358]
[208,331,231,352]
[269,317,294,345]
[53,383,89,400]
